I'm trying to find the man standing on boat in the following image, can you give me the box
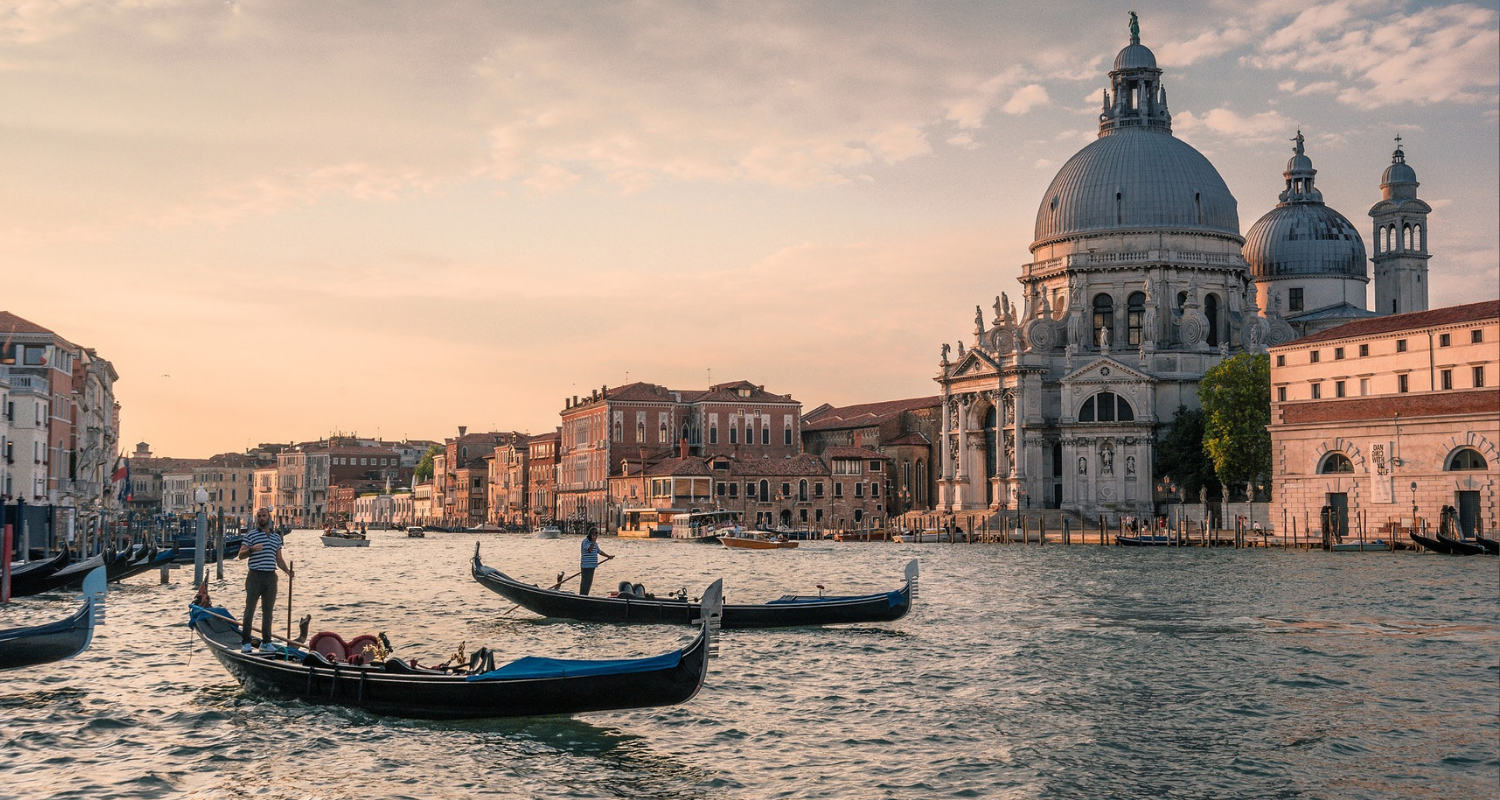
[236,508,293,652]
[579,530,612,595]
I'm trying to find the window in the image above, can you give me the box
[1204,294,1219,347]
[1334,347,1344,360]
[1439,333,1451,347]
[1440,369,1453,390]
[869,461,881,472]
[1396,339,1407,352]
[1397,374,1409,393]
[1472,329,1484,344]
[798,480,808,501]
[814,482,824,498]
[745,482,756,500]
[1475,366,1486,388]
[1334,381,1345,398]
[1359,378,1370,396]
[834,483,843,498]
[709,427,718,445]
[1078,391,1135,422]
[762,427,770,445]
[781,482,790,497]
[1288,288,1304,312]
[729,427,738,445]
[1276,354,1285,367]
[1311,383,1322,400]
[1319,453,1354,474]
[660,423,669,444]
[1093,294,1114,346]
[785,429,793,445]
[1448,448,1488,471]
[1310,351,1320,363]
[728,483,738,498]
[1127,292,1146,345]
[1359,344,1369,357]
[1277,387,1287,402]
[871,483,880,498]
[854,483,864,497]
[716,482,725,496]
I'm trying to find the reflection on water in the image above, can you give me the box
[0,532,1494,799]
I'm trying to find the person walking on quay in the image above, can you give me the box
[578,530,612,596]
[236,507,294,652]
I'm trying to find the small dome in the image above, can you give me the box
[1033,127,1239,245]
[1382,160,1417,186]
[1113,43,1157,71]
[1287,153,1313,172]
[1244,204,1367,279]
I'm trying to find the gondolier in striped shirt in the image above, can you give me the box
[578,530,612,595]
[236,508,294,652]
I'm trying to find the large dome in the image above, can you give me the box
[1033,128,1240,245]
[1244,204,1366,279]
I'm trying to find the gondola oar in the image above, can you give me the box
[499,554,613,618]
[194,606,311,647]
[285,560,294,641]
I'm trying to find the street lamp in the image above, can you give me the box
[1410,481,1418,532]
[193,486,210,587]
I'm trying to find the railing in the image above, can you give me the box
[6,374,48,393]
[1027,249,1244,273]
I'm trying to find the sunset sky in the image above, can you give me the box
[2,0,1495,458]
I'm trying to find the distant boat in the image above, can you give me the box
[670,511,740,543]
[892,530,950,544]
[1116,534,1176,547]
[405,527,426,539]
[470,523,505,533]
[1329,540,1389,552]
[534,526,561,540]
[721,533,797,550]
[321,530,370,548]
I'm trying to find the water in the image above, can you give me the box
[1,533,1494,799]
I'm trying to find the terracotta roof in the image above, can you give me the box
[0,311,56,336]
[884,432,932,447]
[1277,389,1499,426]
[724,454,828,477]
[823,446,891,460]
[602,382,678,402]
[1283,301,1500,347]
[644,458,712,477]
[802,396,941,431]
[691,380,798,405]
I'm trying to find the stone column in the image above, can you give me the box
[940,393,953,480]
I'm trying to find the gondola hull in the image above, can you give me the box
[5,549,72,596]
[473,548,915,629]
[190,594,716,720]
[0,567,107,671]
[10,551,112,597]
[1116,535,1177,547]
[1435,532,1487,555]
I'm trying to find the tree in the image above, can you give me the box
[413,444,443,483]
[1199,353,1271,492]
[1154,405,1219,501]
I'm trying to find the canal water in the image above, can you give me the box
[1,532,1494,799]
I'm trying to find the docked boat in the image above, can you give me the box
[1474,535,1500,555]
[187,580,720,720]
[670,510,740,543]
[321,530,370,548]
[405,527,426,538]
[473,545,917,629]
[470,523,506,533]
[1435,531,1488,556]
[5,549,72,596]
[1116,534,1177,547]
[0,566,106,671]
[721,532,797,550]
[1329,540,1389,552]
[1409,531,1462,554]
[892,530,950,544]
[10,550,113,598]
[171,535,244,564]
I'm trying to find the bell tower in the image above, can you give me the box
[1369,136,1430,315]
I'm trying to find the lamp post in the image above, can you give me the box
[1409,481,1418,532]
[193,487,209,587]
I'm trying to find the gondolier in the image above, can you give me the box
[236,508,293,653]
[578,530,612,595]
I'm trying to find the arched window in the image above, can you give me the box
[1319,453,1354,474]
[636,421,645,442]
[1127,291,1146,346]
[1447,448,1488,471]
[798,479,809,501]
[659,422,669,444]
[1205,293,1220,347]
[729,426,738,445]
[1115,191,1123,225]
[1194,192,1202,224]
[1093,294,1114,346]
[759,479,770,501]
[1078,391,1135,423]
[1403,224,1412,251]
[915,460,926,505]
[1414,223,1423,252]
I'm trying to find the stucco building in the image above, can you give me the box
[802,396,941,516]
[1269,301,1499,539]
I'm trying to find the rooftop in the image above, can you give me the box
[802,396,941,432]
[1281,300,1500,347]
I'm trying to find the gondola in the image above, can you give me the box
[1115,534,1177,547]
[171,535,245,564]
[473,545,917,629]
[187,579,721,720]
[5,548,72,595]
[104,541,156,582]
[111,541,180,583]
[9,549,114,598]
[1409,531,1466,554]
[0,566,107,671]
[1473,534,1500,555]
[1435,531,1488,556]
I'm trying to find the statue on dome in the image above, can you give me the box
[1128,11,1140,42]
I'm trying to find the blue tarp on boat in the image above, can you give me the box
[467,650,682,682]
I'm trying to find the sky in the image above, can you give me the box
[1,0,1495,458]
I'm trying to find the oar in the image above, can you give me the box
[285,560,294,641]
[501,555,614,617]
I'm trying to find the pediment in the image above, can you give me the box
[950,349,998,377]
[1061,356,1153,385]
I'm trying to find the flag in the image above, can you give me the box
[114,457,132,503]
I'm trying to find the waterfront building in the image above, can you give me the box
[558,380,802,532]
[802,396,941,516]
[486,437,531,527]
[428,428,526,527]
[252,466,278,520]
[526,430,560,528]
[1269,301,1499,538]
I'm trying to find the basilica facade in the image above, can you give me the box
[933,21,1431,519]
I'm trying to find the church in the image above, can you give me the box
[934,17,1432,519]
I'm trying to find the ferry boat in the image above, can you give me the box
[670,510,741,543]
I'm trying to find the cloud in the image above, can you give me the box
[1175,107,1295,144]
[1002,84,1050,115]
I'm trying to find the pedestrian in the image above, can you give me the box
[236,507,293,653]
[578,529,612,595]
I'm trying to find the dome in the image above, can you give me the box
[1113,42,1157,71]
[1033,128,1240,245]
[1244,203,1366,279]
[1382,160,1417,186]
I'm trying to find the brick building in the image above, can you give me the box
[526,431,560,528]
[1269,300,1499,539]
[802,396,942,516]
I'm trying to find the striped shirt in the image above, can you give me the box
[580,537,600,569]
[243,529,284,572]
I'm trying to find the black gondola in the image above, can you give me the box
[0,566,107,671]
[188,580,721,720]
[1473,535,1500,555]
[171,535,244,564]
[1116,534,1178,547]
[104,541,155,582]
[5,548,72,595]
[111,541,180,583]
[472,545,917,629]
[9,549,114,598]
[1434,531,1488,556]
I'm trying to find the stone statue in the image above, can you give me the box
[1126,455,1136,476]
[1100,444,1114,476]
[1078,456,1088,476]
[956,341,965,358]
[994,295,1006,326]
[1070,280,1083,311]
[1129,11,1139,42]
[1003,292,1016,326]
[974,305,985,337]
[1098,324,1111,349]
[1246,318,1263,352]
[941,342,951,363]
[1142,301,1157,342]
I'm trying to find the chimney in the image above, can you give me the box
[458,426,467,438]
[679,438,689,459]
[573,395,579,406]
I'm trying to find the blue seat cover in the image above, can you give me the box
[466,650,681,682]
